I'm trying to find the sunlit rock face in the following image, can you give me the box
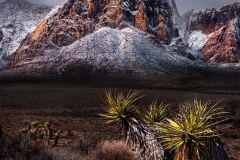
[5,0,240,76]
[0,0,50,65]
[7,0,174,69]
[187,2,240,62]
[202,19,240,63]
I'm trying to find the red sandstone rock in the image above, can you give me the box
[189,2,240,35]
[202,19,240,63]
[187,2,240,63]
[7,0,174,69]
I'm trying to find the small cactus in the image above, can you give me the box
[31,121,40,128]
[44,121,50,127]
[43,121,54,146]
[51,130,61,148]
[20,120,61,147]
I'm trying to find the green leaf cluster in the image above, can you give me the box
[100,90,229,160]
[138,101,169,125]
[156,100,228,159]
[100,90,142,123]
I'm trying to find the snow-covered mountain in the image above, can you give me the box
[0,0,51,70]
[2,0,240,76]
[181,2,240,63]
[5,0,182,76]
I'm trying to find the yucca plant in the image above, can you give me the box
[100,90,142,124]
[138,101,170,125]
[138,101,173,159]
[100,90,166,160]
[156,100,229,160]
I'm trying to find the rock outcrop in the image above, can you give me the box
[202,19,240,63]
[186,2,240,63]
[171,37,195,60]
[189,8,218,35]
[4,0,240,77]
[7,0,174,69]
[189,2,240,35]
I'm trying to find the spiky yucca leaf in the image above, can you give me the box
[100,90,166,160]
[138,101,169,125]
[100,90,142,123]
[156,100,229,160]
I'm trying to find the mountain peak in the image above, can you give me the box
[3,0,240,76]
[6,0,176,70]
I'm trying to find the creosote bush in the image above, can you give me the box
[0,133,52,160]
[92,140,136,160]
[70,135,95,156]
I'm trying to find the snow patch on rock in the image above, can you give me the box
[45,4,63,19]
[187,31,210,52]
[0,0,51,70]
[8,27,196,76]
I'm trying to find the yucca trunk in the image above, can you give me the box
[122,115,166,160]
[100,91,168,159]
[174,144,199,160]
[199,138,229,160]
[156,100,229,160]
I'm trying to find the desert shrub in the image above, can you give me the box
[0,133,82,160]
[0,133,52,160]
[70,135,95,156]
[46,148,82,160]
[92,140,136,160]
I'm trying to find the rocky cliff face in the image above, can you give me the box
[189,2,240,34]
[3,0,240,76]
[7,0,174,69]
[0,0,51,67]
[187,2,240,62]
[202,19,240,63]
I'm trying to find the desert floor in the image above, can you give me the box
[0,75,240,159]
